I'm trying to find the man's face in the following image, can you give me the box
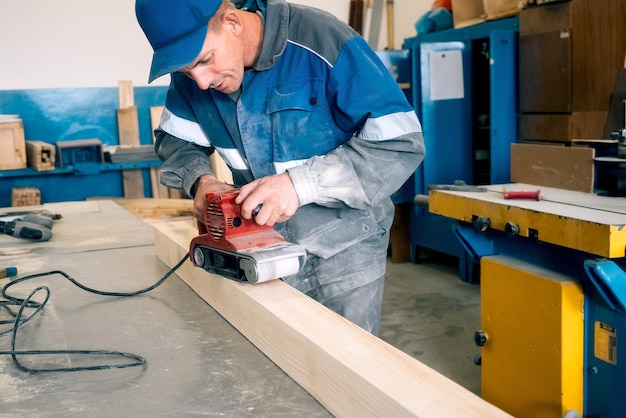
[180,21,245,94]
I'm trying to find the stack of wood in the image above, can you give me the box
[12,187,40,207]
[25,140,56,171]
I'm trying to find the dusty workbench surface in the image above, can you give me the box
[0,200,330,417]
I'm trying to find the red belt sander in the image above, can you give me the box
[189,190,307,284]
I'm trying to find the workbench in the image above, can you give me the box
[429,183,626,418]
[0,200,515,418]
[0,200,329,416]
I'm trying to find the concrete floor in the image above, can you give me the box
[379,253,482,396]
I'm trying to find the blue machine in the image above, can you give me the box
[402,18,519,277]
[583,259,626,418]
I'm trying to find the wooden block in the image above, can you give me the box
[152,219,513,418]
[25,140,56,171]
[510,143,595,192]
[12,187,41,207]
[0,120,27,170]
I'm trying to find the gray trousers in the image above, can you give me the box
[283,233,388,336]
[320,274,385,335]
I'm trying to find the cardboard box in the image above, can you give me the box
[451,0,486,28]
[486,0,523,20]
[452,0,521,28]
[0,117,27,170]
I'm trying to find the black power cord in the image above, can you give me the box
[0,253,189,373]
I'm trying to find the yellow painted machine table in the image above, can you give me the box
[429,183,626,258]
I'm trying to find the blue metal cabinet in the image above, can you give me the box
[403,18,519,274]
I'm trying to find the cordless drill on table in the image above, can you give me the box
[0,213,54,242]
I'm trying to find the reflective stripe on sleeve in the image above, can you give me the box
[160,107,211,147]
[215,146,249,170]
[357,111,422,141]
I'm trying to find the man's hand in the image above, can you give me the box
[192,174,234,222]
[235,173,300,226]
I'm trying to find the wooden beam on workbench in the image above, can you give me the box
[96,197,193,220]
[152,220,512,418]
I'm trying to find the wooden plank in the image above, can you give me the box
[117,106,144,198]
[510,143,594,192]
[118,80,134,109]
[0,120,27,170]
[117,80,144,198]
[152,220,512,418]
[149,106,169,199]
[390,203,411,262]
[98,197,193,219]
[117,108,140,146]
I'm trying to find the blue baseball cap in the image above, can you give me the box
[136,0,222,82]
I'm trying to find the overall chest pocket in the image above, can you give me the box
[266,78,344,161]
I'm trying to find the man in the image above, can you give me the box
[135,0,425,335]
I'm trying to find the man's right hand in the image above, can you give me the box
[192,174,235,222]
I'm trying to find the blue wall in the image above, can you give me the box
[0,86,168,207]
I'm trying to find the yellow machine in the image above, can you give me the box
[428,183,626,418]
[480,255,584,417]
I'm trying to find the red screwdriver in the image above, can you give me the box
[503,189,541,201]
